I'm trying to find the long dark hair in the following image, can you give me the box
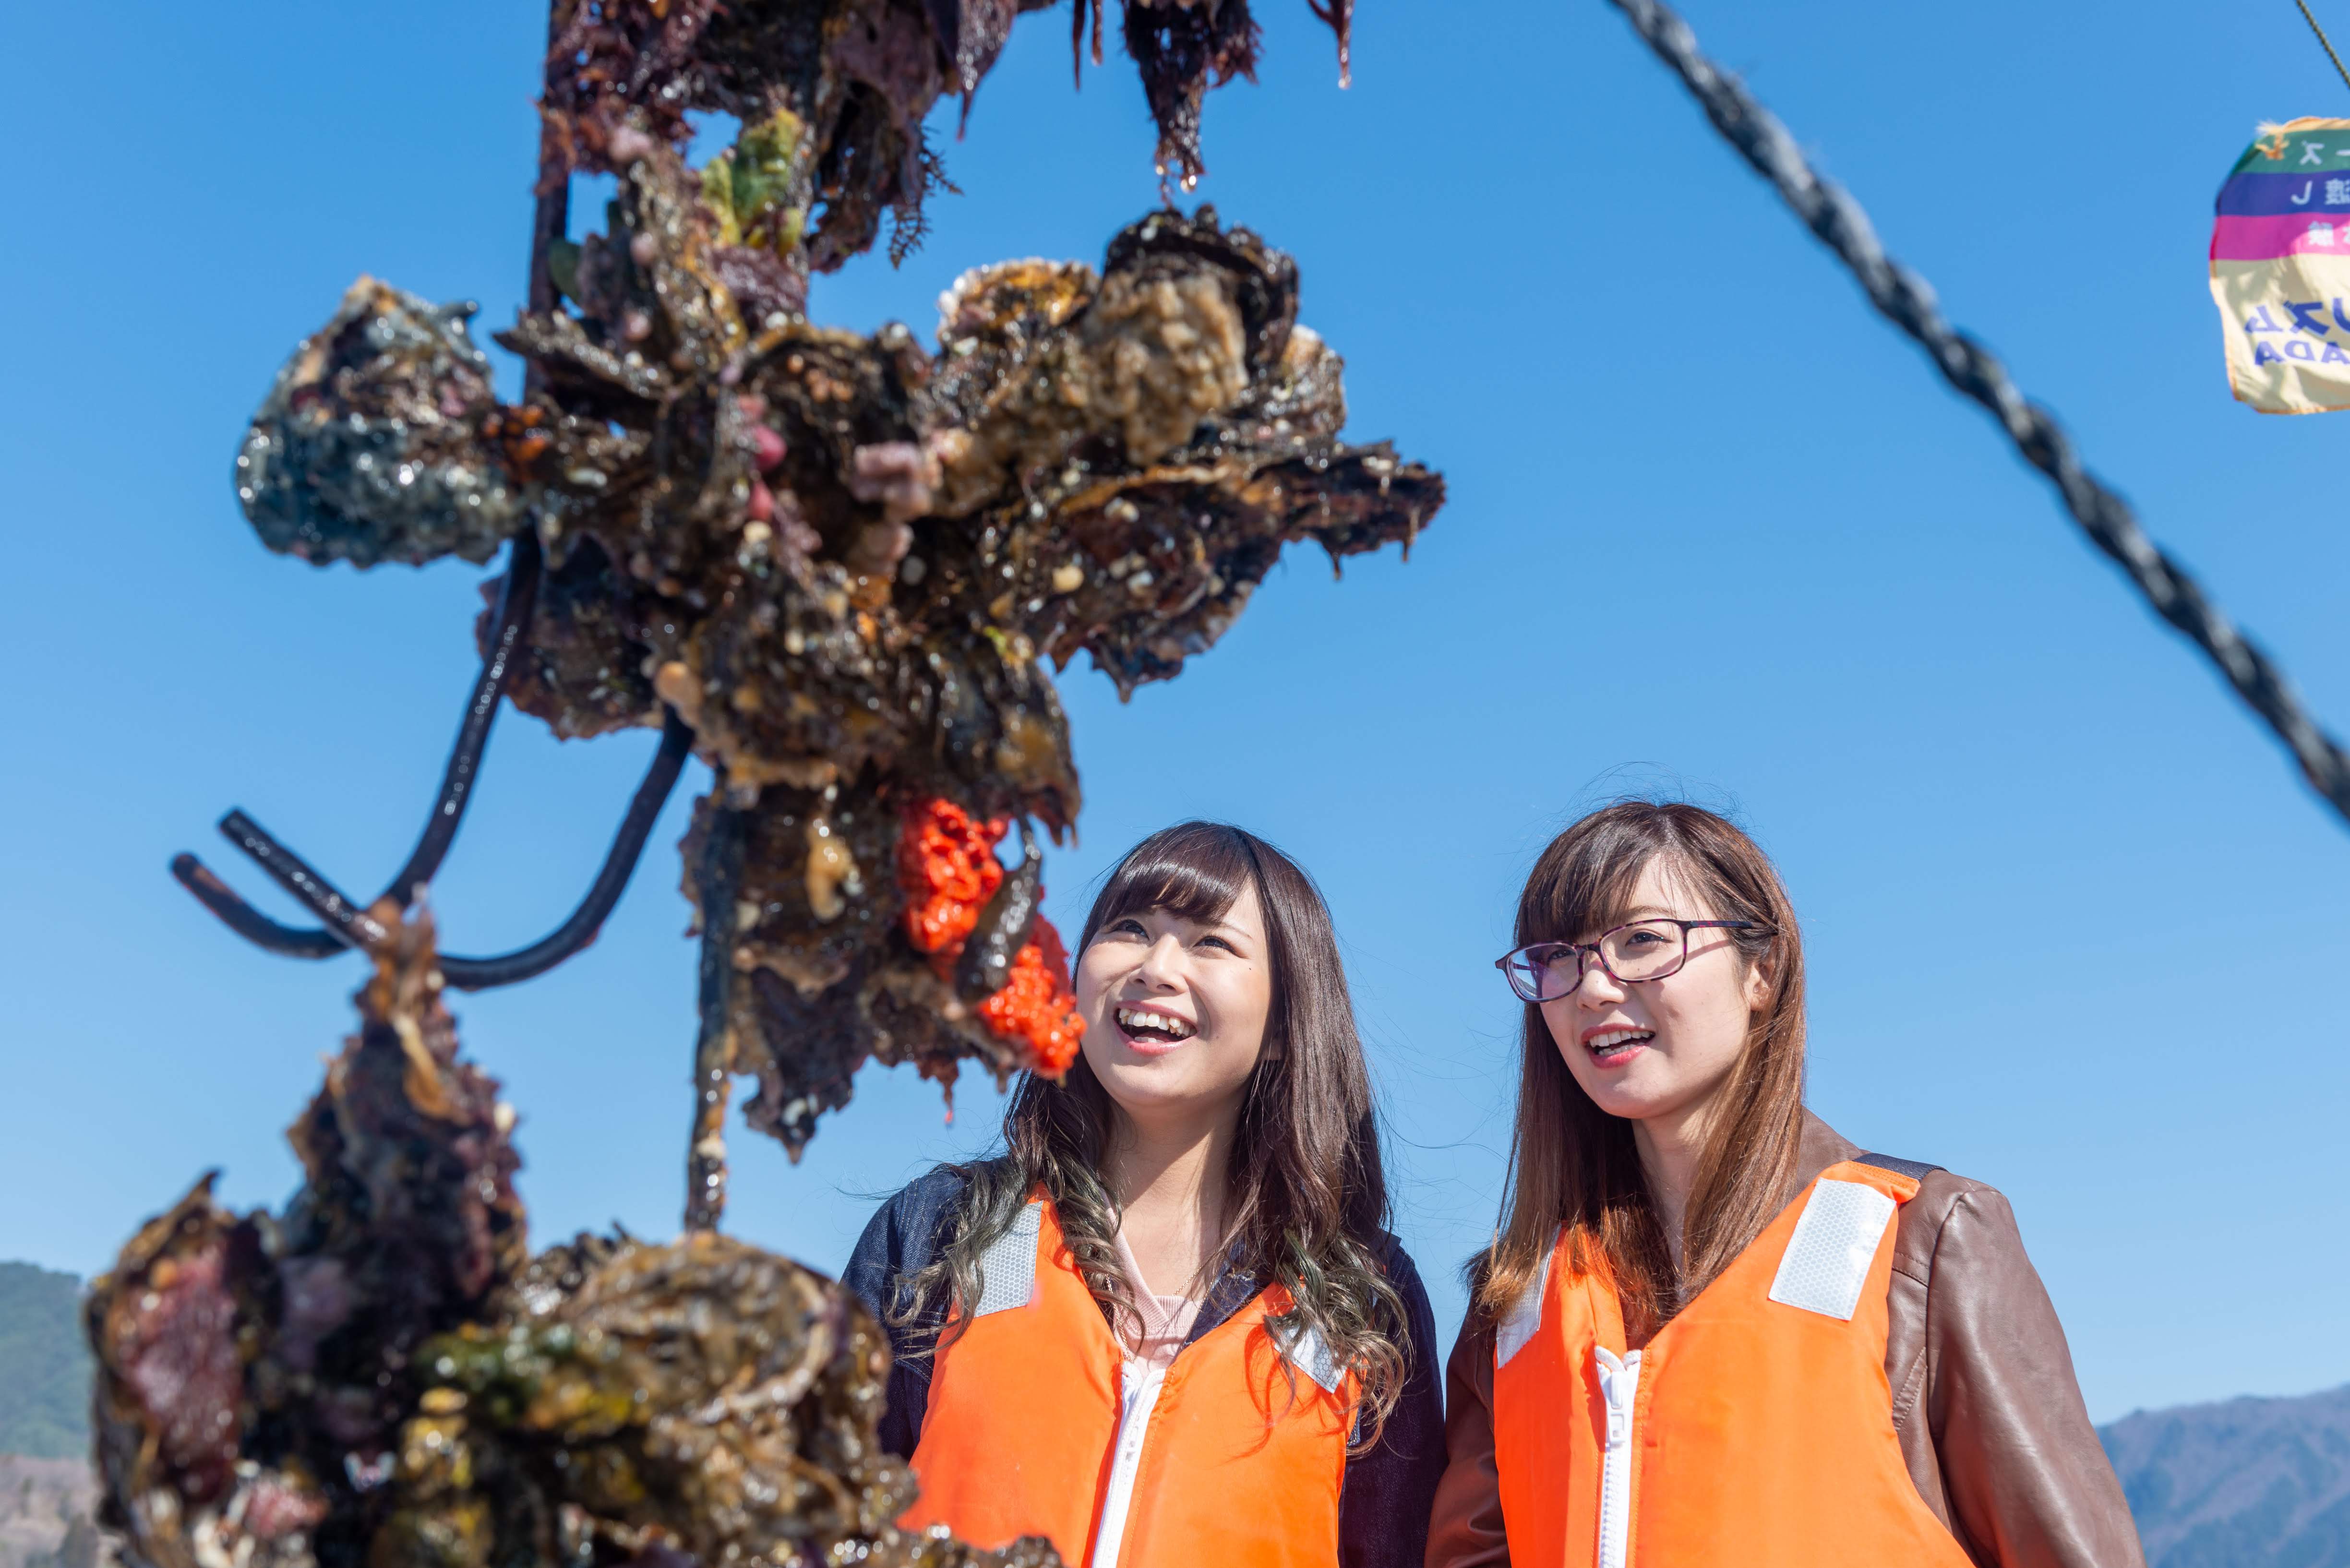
[1475,801,1806,1346]
[896,821,1411,1445]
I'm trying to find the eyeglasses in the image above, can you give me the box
[1494,919,1767,1004]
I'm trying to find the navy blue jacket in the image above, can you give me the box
[844,1164,1445,1568]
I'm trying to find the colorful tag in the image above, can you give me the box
[2212,118,2350,413]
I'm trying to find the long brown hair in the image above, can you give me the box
[1475,801,1807,1345]
[897,821,1411,1446]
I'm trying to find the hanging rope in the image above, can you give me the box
[2297,0,2350,99]
[1605,0,2350,828]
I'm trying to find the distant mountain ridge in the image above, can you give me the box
[0,1266,89,1462]
[2102,1384,2350,1568]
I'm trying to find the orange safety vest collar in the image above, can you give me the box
[1491,1159,1977,1568]
[901,1193,1358,1568]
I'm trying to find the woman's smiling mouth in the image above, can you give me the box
[1580,1025,1655,1066]
[1116,1004,1199,1053]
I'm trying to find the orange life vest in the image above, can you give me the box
[1491,1159,1976,1568]
[900,1194,1357,1568]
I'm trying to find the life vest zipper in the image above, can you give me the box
[1594,1346,1642,1568]
[1088,1357,1168,1568]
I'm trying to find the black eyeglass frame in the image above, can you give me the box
[1493,919,1769,1004]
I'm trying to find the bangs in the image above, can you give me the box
[1519,817,1675,946]
[1082,821,1261,945]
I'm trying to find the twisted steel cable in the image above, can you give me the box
[1607,0,2350,826]
[2296,0,2350,100]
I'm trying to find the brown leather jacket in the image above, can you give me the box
[1427,1114,2145,1568]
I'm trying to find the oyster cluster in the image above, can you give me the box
[229,2,1441,1158]
[235,287,526,569]
[87,910,1057,1568]
[121,1,1435,1562]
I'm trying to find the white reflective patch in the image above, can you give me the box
[1767,1179,1897,1321]
[971,1201,1043,1317]
[1277,1321,1343,1393]
[1494,1242,1552,1367]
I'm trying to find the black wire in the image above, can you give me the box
[168,531,545,956]
[441,710,693,990]
[2298,0,2350,99]
[1606,0,2350,828]
[170,853,347,958]
[216,811,390,947]
[177,710,692,987]
[385,529,544,899]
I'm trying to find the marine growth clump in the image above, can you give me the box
[100,3,1445,1565]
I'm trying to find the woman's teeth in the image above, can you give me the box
[1117,1006,1197,1043]
[1587,1029,1654,1054]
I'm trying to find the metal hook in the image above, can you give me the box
[168,530,546,956]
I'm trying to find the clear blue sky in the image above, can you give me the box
[5,0,2346,1425]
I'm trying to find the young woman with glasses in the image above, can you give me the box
[1427,802,2142,1568]
[845,821,1443,1568]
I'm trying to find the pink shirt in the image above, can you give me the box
[1109,1229,1203,1372]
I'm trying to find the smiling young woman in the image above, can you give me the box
[1427,802,2144,1568]
[844,821,1444,1568]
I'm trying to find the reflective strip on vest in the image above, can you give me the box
[1489,1160,1978,1568]
[1767,1179,1897,1320]
[900,1194,1357,1568]
[1495,1241,1552,1368]
[1273,1319,1344,1394]
[971,1200,1043,1317]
